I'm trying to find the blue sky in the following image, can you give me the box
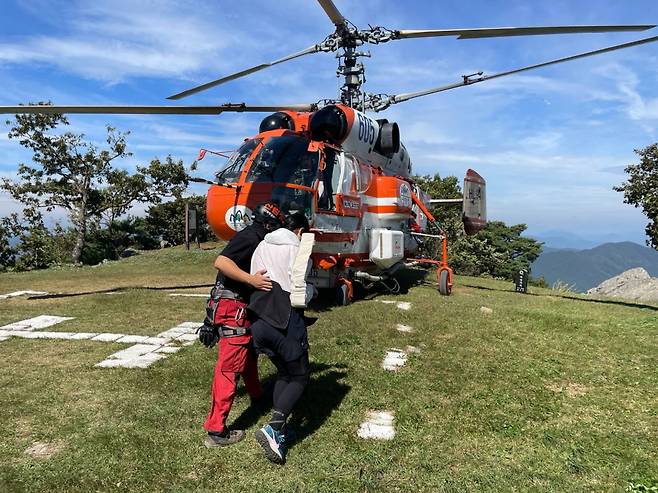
[1,0,657,246]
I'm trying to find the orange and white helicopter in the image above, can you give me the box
[1,1,656,303]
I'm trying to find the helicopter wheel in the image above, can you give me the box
[335,281,353,306]
[438,268,452,296]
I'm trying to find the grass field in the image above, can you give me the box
[1,245,657,492]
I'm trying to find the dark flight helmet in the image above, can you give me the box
[252,202,286,231]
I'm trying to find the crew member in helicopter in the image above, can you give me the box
[198,202,287,447]
[247,212,316,464]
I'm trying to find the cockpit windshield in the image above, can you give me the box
[215,139,260,183]
[246,135,319,188]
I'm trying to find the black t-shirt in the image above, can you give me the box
[215,222,267,300]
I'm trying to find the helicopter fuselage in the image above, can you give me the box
[206,104,435,288]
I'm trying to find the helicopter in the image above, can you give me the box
[1,1,657,304]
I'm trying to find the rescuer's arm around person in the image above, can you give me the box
[214,254,272,291]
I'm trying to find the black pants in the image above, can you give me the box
[251,310,310,417]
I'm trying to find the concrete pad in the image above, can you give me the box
[0,290,48,299]
[0,315,74,331]
[31,331,79,340]
[396,324,413,333]
[173,333,197,342]
[142,337,170,346]
[156,327,189,339]
[397,302,411,310]
[379,300,396,305]
[91,333,125,342]
[0,336,9,342]
[10,332,42,339]
[357,411,395,440]
[95,359,128,368]
[154,346,181,354]
[69,333,98,340]
[382,349,408,371]
[106,344,161,360]
[106,352,167,369]
[0,330,11,337]
[115,335,149,344]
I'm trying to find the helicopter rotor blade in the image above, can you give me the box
[0,103,317,115]
[394,24,656,40]
[317,0,347,28]
[386,34,658,107]
[167,45,320,100]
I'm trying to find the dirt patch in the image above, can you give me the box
[183,470,200,481]
[546,382,590,398]
[24,441,62,459]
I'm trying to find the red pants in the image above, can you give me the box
[204,334,262,433]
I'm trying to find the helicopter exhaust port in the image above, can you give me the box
[374,119,400,156]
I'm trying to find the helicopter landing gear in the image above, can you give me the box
[336,278,354,306]
[438,267,452,296]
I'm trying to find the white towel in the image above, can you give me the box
[290,233,315,308]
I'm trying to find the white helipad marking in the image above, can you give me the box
[91,333,125,342]
[96,352,167,369]
[115,335,149,344]
[0,315,200,369]
[396,324,413,333]
[382,349,408,371]
[0,315,74,331]
[357,411,395,440]
[95,322,200,368]
[169,293,208,298]
[378,300,412,310]
[0,290,48,300]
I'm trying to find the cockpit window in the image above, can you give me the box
[215,139,260,183]
[247,135,319,188]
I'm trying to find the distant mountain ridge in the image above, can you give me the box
[531,242,658,292]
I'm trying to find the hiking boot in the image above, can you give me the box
[282,426,297,444]
[203,429,245,448]
[255,424,286,464]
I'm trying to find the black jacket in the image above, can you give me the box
[247,281,291,330]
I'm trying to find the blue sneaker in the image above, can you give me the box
[255,424,286,464]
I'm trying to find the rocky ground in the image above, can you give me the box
[587,267,658,302]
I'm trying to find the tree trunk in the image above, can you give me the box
[71,219,86,265]
[71,185,89,264]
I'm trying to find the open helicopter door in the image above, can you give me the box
[335,154,362,216]
[462,169,487,235]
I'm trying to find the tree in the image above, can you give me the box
[453,221,542,279]
[2,104,189,263]
[145,195,212,245]
[414,174,542,279]
[614,143,658,249]
[413,174,464,263]
[0,216,17,270]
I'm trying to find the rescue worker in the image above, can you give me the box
[199,202,287,447]
[247,212,315,464]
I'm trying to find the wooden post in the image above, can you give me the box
[195,208,201,249]
[184,201,190,251]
